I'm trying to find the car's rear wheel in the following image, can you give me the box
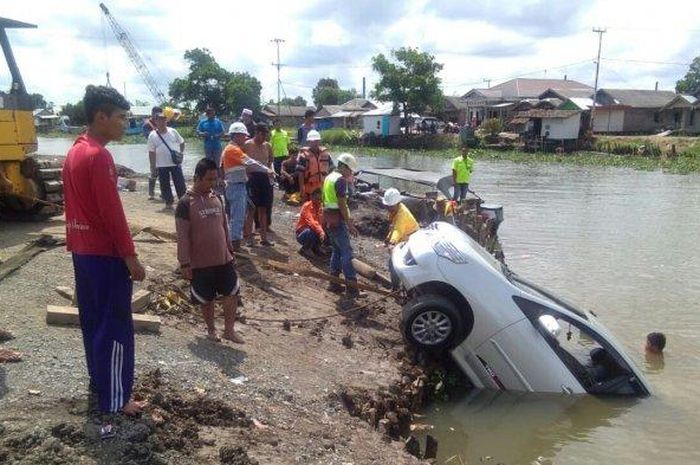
[401,294,465,351]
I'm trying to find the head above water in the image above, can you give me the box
[646,332,666,354]
[84,85,130,142]
[193,158,219,192]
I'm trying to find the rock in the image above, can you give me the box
[55,286,74,301]
[404,435,421,457]
[424,434,438,459]
[131,289,152,313]
[219,445,258,465]
[0,328,14,342]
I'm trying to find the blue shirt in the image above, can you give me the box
[197,117,225,150]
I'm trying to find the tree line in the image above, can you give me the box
[41,49,700,127]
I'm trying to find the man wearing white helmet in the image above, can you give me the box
[381,188,419,247]
[297,129,333,201]
[322,153,361,297]
[221,122,253,251]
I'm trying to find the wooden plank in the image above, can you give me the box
[46,305,161,332]
[131,289,152,313]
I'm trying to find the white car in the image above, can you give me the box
[391,221,651,397]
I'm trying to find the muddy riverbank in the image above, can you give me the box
[0,180,473,464]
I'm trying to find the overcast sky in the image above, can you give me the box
[2,0,699,108]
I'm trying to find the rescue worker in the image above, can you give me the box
[295,188,325,257]
[297,129,332,201]
[270,119,290,176]
[452,146,474,202]
[381,188,419,247]
[322,153,362,297]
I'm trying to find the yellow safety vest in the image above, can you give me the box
[322,171,343,210]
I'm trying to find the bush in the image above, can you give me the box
[593,139,662,157]
[320,128,361,146]
[481,118,503,137]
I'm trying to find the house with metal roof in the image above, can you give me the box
[659,94,699,134]
[443,96,469,125]
[260,104,316,127]
[593,89,676,133]
[463,78,593,126]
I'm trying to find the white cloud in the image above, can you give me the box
[1,0,698,108]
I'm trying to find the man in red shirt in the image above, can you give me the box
[62,85,146,417]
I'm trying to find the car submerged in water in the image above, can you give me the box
[391,221,651,397]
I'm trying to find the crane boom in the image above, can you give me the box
[99,2,166,103]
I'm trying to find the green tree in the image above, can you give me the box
[312,78,357,106]
[371,47,444,129]
[225,71,262,116]
[29,93,46,110]
[279,96,307,106]
[676,56,700,96]
[61,101,86,125]
[169,48,261,115]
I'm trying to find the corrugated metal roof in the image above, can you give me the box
[339,98,376,111]
[489,78,592,99]
[462,88,503,99]
[363,104,396,116]
[520,109,580,119]
[597,89,676,108]
[262,104,316,117]
[661,94,698,110]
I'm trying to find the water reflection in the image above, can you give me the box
[420,390,636,465]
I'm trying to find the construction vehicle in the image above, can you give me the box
[0,17,63,216]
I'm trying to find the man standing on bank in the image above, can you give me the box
[62,85,146,416]
[270,119,290,176]
[322,153,362,298]
[196,105,225,166]
[148,109,187,209]
[452,146,474,202]
[176,158,244,343]
[244,123,275,246]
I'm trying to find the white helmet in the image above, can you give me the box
[382,188,401,206]
[336,153,358,171]
[228,122,249,136]
[306,130,321,142]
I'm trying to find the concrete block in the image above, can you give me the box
[131,289,152,313]
[46,305,160,332]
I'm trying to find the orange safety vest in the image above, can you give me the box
[299,146,331,195]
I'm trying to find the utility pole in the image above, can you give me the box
[483,78,491,89]
[271,38,285,116]
[591,27,607,135]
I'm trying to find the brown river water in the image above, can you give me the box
[40,138,700,464]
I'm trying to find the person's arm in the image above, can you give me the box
[196,120,206,138]
[215,120,224,138]
[175,199,193,280]
[309,208,325,240]
[147,133,157,174]
[452,169,457,185]
[338,197,357,236]
[91,154,144,280]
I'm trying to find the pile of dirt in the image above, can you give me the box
[355,215,390,240]
[0,369,253,465]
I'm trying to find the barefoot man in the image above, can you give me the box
[176,158,244,343]
[62,85,146,416]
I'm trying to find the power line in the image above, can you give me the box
[601,58,691,66]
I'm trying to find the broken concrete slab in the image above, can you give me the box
[46,305,160,332]
[131,289,152,313]
[55,286,74,301]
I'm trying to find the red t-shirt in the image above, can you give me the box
[62,133,136,258]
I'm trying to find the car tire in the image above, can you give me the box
[401,294,465,352]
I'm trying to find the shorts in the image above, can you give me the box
[191,261,240,304]
[247,172,273,208]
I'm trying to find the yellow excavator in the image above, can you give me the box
[0,17,63,217]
